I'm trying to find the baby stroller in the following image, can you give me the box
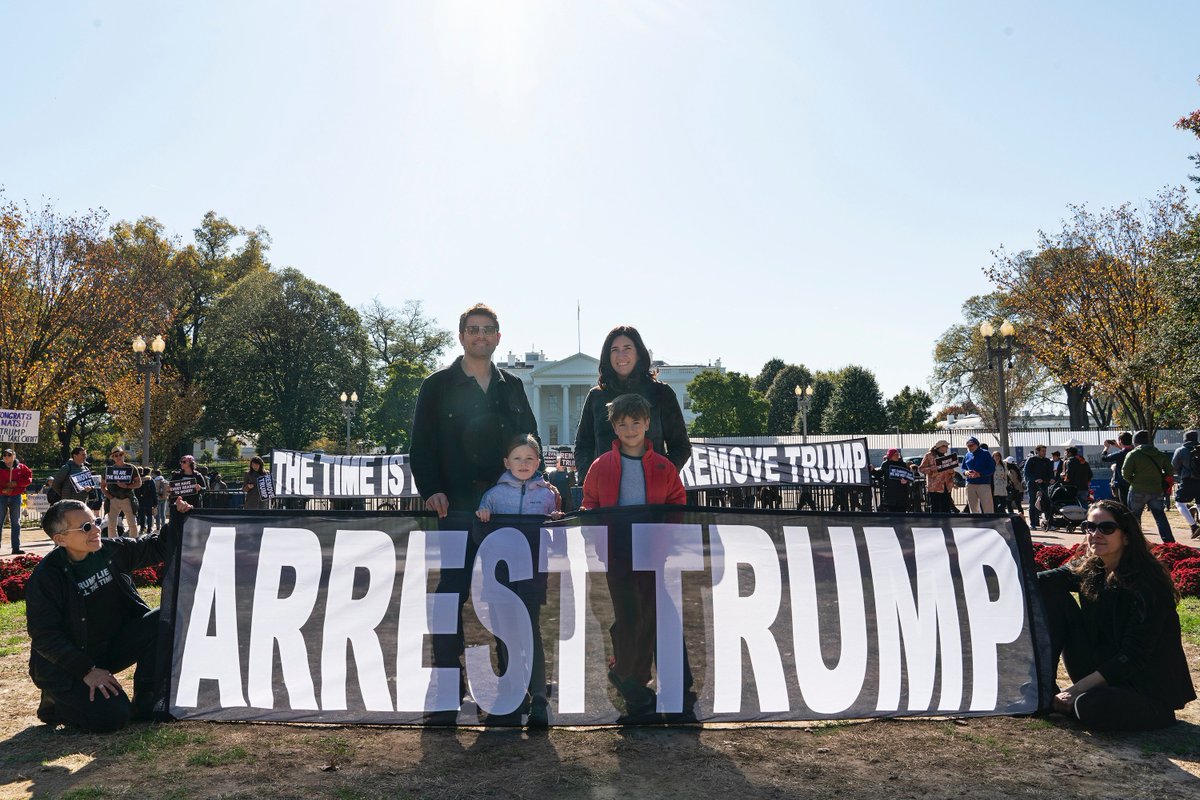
[1038,483,1088,533]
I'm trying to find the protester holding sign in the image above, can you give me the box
[101,448,142,537]
[49,447,93,503]
[1,448,34,553]
[170,455,208,514]
[241,455,271,510]
[1038,499,1195,730]
[26,495,194,732]
[918,440,956,513]
[573,325,691,482]
[871,448,911,513]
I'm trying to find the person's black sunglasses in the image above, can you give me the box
[1081,520,1120,535]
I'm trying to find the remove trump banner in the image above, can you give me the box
[165,508,1052,726]
[270,449,418,498]
[681,438,871,490]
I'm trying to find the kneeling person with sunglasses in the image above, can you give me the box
[25,496,193,732]
[1038,499,1195,730]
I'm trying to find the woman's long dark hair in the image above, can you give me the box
[249,456,265,473]
[596,325,656,390]
[1071,499,1178,603]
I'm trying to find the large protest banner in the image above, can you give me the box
[166,508,1052,725]
[681,438,871,490]
[270,449,419,498]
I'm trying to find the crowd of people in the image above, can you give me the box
[8,300,1199,735]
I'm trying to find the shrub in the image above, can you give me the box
[0,582,8,604]
[1171,557,1200,574]
[1152,542,1199,571]
[132,568,157,588]
[1,573,29,602]
[1172,566,1200,598]
[1034,545,1073,571]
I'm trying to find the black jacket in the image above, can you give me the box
[1101,447,1132,489]
[573,379,691,481]
[26,521,177,686]
[1039,565,1196,710]
[871,460,913,508]
[1023,455,1055,487]
[409,356,538,510]
[1062,456,1093,491]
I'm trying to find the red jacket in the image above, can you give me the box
[1,461,33,497]
[581,440,686,510]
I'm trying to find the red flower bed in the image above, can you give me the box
[0,582,8,604]
[1173,567,1200,598]
[1,573,29,602]
[1171,557,1200,574]
[1152,542,1199,570]
[1034,545,1073,571]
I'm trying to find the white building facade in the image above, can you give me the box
[499,350,723,446]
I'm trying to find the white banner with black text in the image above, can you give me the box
[680,438,871,490]
[164,508,1052,726]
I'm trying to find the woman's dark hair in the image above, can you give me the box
[597,325,655,390]
[249,456,265,472]
[1071,499,1178,603]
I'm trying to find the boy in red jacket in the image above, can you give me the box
[579,394,689,719]
[580,394,686,510]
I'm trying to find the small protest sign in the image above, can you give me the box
[70,471,98,492]
[171,477,200,496]
[106,465,135,484]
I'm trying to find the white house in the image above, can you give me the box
[498,350,723,446]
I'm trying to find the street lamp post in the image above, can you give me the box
[793,384,814,444]
[132,335,166,467]
[339,391,359,453]
[979,320,1016,457]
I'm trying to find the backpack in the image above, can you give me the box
[1187,442,1200,479]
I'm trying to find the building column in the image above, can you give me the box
[562,385,570,445]
[530,381,540,438]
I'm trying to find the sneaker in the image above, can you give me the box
[1191,523,1200,540]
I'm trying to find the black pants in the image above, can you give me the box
[36,609,160,732]
[1040,582,1176,731]
[1111,484,1129,507]
[927,491,953,513]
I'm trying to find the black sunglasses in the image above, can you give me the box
[1081,520,1121,535]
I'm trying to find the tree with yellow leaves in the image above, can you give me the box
[987,189,1190,432]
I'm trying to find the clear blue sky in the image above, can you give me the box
[3,1,1197,402]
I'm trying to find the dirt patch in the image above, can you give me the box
[2,633,1198,799]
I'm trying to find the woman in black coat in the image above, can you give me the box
[573,325,691,481]
[1038,499,1195,730]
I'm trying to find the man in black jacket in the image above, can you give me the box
[26,496,191,732]
[408,303,539,718]
[1023,445,1055,529]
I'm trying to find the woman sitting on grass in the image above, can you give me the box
[1038,499,1195,730]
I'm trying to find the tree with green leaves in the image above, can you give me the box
[822,365,888,434]
[930,293,1054,429]
[753,358,787,394]
[686,370,767,437]
[886,386,937,432]
[764,364,813,435]
[802,370,839,434]
[203,268,370,450]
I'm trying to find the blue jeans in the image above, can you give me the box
[1128,490,1174,542]
[156,500,167,528]
[1,494,21,551]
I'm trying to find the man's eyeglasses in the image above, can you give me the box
[1081,520,1121,535]
[59,521,99,535]
[464,325,498,336]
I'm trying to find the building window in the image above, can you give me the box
[549,425,559,446]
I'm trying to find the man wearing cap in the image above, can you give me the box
[961,436,995,513]
[100,448,142,537]
[1023,445,1054,528]
[1170,430,1200,539]
[1,448,34,553]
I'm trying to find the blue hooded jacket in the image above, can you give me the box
[478,470,558,516]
